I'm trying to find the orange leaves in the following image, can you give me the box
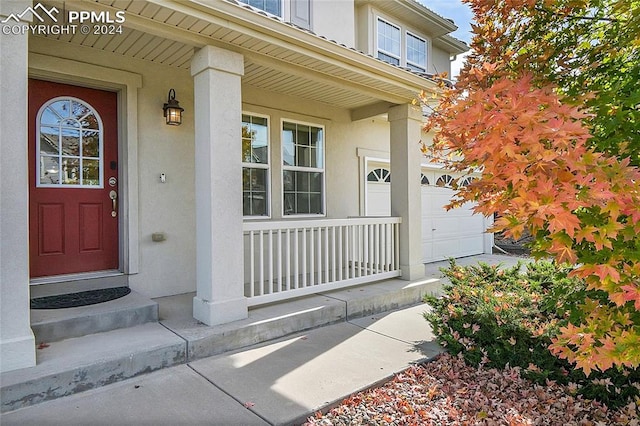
[420,0,640,375]
[548,239,578,264]
[423,67,640,373]
[620,284,640,310]
[575,264,621,286]
[551,300,639,375]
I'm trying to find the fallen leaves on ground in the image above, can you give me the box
[304,353,639,425]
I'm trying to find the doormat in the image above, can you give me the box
[31,287,131,309]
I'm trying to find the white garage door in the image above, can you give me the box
[365,163,486,263]
[420,171,485,263]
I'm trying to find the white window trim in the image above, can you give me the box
[242,111,272,220]
[36,96,104,189]
[373,13,432,72]
[281,118,326,217]
[406,31,427,72]
[240,0,284,18]
[376,17,401,65]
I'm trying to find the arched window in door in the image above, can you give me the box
[435,174,454,188]
[36,97,103,187]
[367,168,391,183]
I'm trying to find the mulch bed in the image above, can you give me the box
[304,353,639,425]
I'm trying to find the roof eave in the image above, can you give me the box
[179,0,441,91]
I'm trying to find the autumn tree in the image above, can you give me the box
[423,0,640,374]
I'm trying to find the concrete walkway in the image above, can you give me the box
[1,303,441,426]
[1,254,528,425]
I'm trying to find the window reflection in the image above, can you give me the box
[282,120,325,216]
[242,114,270,216]
[37,98,103,188]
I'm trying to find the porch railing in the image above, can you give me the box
[243,217,402,306]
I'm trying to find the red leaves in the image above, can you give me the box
[621,284,640,310]
[304,353,630,425]
[576,264,621,286]
[422,42,640,374]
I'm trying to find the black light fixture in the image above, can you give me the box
[163,89,184,126]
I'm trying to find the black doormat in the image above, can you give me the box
[31,287,131,309]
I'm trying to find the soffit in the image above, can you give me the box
[37,0,437,110]
[433,35,469,56]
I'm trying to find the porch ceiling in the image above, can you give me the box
[37,0,436,111]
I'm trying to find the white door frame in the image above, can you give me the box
[29,53,142,280]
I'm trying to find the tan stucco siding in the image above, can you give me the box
[311,0,355,47]
[354,4,444,75]
[242,87,390,220]
[430,46,452,77]
[28,36,420,299]
[29,36,196,299]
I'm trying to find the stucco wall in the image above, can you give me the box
[242,87,392,220]
[431,46,452,77]
[329,117,390,218]
[353,3,454,77]
[311,0,355,47]
[29,37,196,298]
[28,37,414,299]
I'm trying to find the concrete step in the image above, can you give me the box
[156,276,443,361]
[1,323,186,413]
[30,272,128,298]
[30,290,159,344]
[3,276,442,413]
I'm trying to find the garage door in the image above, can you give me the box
[420,171,485,263]
[365,163,486,263]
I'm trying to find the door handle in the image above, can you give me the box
[109,190,117,218]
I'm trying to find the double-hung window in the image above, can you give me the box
[406,32,427,72]
[377,18,401,66]
[377,17,429,72]
[239,0,281,16]
[282,121,324,215]
[242,114,270,217]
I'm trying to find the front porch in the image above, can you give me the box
[2,253,526,414]
[2,267,443,413]
[2,0,435,374]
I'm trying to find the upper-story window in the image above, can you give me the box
[240,0,281,16]
[377,18,401,66]
[376,16,429,72]
[406,32,427,72]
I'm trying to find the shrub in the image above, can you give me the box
[424,260,640,409]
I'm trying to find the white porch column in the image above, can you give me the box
[190,46,248,325]
[389,104,424,280]
[0,0,36,372]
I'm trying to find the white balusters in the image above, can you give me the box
[243,218,402,306]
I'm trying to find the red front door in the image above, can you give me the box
[28,79,119,278]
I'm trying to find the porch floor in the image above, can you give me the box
[1,254,527,418]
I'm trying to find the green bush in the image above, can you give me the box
[424,260,640,409]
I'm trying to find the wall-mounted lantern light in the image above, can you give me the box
[163,89,184,126]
